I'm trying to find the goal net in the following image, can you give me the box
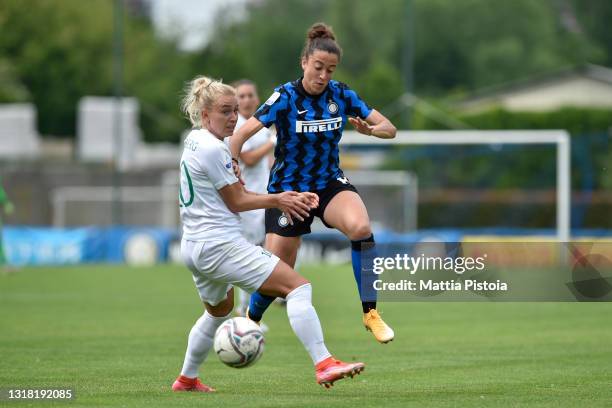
[339,129,571,241]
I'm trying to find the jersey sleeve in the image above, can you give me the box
[341,83,373,119]
[200,143,239,190]
[242,127,270,152]
[254,87,288,127]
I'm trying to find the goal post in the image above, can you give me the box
[340,130,571,242]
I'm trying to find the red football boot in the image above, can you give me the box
[315,357,365,388]
[172,375,215,393]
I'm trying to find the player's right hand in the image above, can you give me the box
[300,192,319,209]
[277,191,317,225]
[231,159,245,185]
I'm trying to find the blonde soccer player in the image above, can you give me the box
[172,75,364,392]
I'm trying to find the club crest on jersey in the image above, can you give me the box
[278,214,290,228]
[327,100,339,114]
[296,117,342,133]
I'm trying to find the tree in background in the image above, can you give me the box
[195,0,604,128]
[0,0,114,137]
[1,0,611,142]
[0,0,189,142]
[0,59,29,103]
[571,0,612,66]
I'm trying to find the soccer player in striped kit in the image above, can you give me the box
[230,23,397,344]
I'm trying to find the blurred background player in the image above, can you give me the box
[173,75,365,392]
[0,177,14,270]
[229,79,276,318]
[230,23,397,344]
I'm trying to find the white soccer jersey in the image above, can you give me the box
[234,113,271,194]
[225,114,272,244]
[179,129,242,241]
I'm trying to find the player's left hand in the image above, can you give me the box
[276,191,313,224]
[349,117,374,136]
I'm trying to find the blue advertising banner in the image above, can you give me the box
[2,227,178,266]
[4,227,93,265]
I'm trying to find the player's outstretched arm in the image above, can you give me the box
[230,117,265,163]
[349,109,396,139]
[239,134,276,167]
[218,182,318,224]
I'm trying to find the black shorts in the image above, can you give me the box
[265,177,359,237]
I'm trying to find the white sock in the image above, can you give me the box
[180,311,230,378]
[238,288,250,313]
[286,283,332,365]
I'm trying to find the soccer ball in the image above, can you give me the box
[213,317,264,368]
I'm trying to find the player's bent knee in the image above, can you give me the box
[261,261,309,298]
[287,275,309,293]
[205,294,234,317]
[277,263,309,296]
[348,223,372,241]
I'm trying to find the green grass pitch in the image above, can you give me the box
[1,264,611,407]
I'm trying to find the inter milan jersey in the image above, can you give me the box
[254,78,372,192]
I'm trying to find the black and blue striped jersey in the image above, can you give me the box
[254,78,372,192]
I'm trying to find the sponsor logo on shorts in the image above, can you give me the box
[261,249,272,258]
[278,214,289,228]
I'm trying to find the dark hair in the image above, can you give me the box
[231,79,257,90]
[301,22,342,60]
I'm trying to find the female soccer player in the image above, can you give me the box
[230,23,397,344]
[173,75,364,392]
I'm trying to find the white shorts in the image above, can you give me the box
[180,237,279,306]
[240,208,265,245]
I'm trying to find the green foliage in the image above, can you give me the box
[0,0,190,141]
[122,17,192,143]
[412,0,601,93]
[572,0,612,66]
[384,106,612,228]
[190,0,326,94]
[197,0,608,112]
[192,0,407,120]
[0,0,113,135]
[407,106,612,189]
[1,0,612,142]
[0,59,29,102]
[460,108,612,199]
[460,107,612,134]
